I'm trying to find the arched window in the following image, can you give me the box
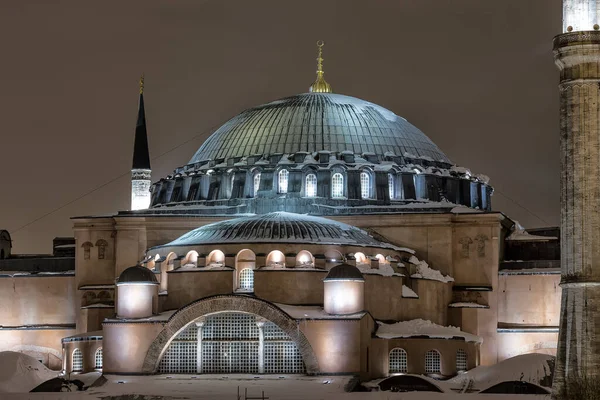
[305,173,317,197]
[206,250,225,267]
[95,239,108,260]
[72,348,83,372]
[425,350,441,374]
[360,172,370,199]
[239,268,254,291]
[95,348,103,369]
[388,173,394,199]
[331,173,344,198]
[278,169,289,194]
[389,348,407,373]
[456,349,467,372]
[81,242,93,260]
[253,173,261,197]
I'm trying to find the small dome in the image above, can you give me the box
[117,265,158,284]
[155,212,400,250]
[324,263,364,281]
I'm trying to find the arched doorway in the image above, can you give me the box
[143,295,319,375]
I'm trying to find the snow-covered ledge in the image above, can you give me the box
[376,319,483,343]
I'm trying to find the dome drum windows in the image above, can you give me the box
[331,172,345,198]
[305,173,317,197]
[278,169,289,194]
[360,171,371,199]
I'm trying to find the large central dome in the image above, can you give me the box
[189,93,451,164]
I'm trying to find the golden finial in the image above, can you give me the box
[309,41,332,93]
[139,73,144,95]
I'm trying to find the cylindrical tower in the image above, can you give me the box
[116,266,158,319]
[323,263,364,315]
[554,2,600,397]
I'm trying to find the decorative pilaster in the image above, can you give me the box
[196,320,204,374]
[256,319,266,374]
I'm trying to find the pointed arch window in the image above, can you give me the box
[278,169,289,194]
[305,173,317,197]
[331,173,344,198]
[360,171,370,199]
[253,173,261,197]
[388,173,395,199]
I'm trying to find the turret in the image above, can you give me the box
[131,74,151,210]
[116,266,158,319]
[323,263,364,315]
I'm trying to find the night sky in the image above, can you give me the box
[0,0,561,254]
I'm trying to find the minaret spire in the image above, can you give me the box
[131,74,152,210]
[554,1,600,397]
[309,41,332,93]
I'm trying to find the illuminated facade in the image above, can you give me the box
[0,43,562,380]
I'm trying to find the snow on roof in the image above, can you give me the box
[402,285,419,298]
[376,319,482,343]
[356,263,404,277]
[448,353,554,389]
[408,256,454,283]
[0,351,58,393]
[507,221,557,241]
[275,303,365,320]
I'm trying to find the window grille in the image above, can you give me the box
[389,348,407,373]
[331,173,344,198]
[388,174,394,199]
[425,350,441,373]
[278,169,289,193]
[239,268,254,291]
[202,313,260,373]
[263,322,305,374]
[305,174,317,197]
[157,312,305,375]
[254,173,261,196]
[456,349,467,371]
[360,172,370,199]
[72,349,83,372]
[158,324,198,374]
[95,348,103,369]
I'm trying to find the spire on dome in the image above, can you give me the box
[132,74,151,170]
[309,41,332,93]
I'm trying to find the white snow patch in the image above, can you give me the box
[507,221,557,241]
[0,351,58,393]
[409,256,454,283]
[402,285,418,298]
[448,353,554,390]
[356,263,404,277]
[376,319,482,343]
[450,205,482,214]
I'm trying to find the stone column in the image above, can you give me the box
[196,320,204,374]
[256,320,266,374]
[554,30,600,397]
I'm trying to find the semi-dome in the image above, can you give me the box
[154,211,400,250]
[117,266,158,284]
[324,263,364,281]
[189,93,451,165]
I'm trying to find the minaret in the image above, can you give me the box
[131,74,151,210]
[554,1,600,397]
[309,41,332,93]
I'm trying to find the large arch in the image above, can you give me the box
[142,295,320,375]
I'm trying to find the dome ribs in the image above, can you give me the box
[186,93,451,165]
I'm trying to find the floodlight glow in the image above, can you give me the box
[563,0,600,32]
